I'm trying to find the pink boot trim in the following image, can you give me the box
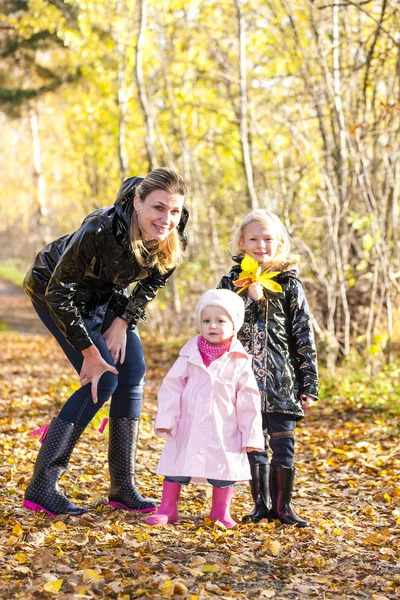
[145,481,181,525]
[108,500,155,513]
[22,499,57,517]
[98,418,109,433]
[29,423,50,443]
[209,486,237,529]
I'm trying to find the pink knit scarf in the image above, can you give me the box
[198,335,233,367]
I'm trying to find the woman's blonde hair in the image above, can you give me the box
[232,209,291,261]
[131,168,187,274]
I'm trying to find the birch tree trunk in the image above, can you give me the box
[235,0,258,210]
[135,0,157,170]
[29,103,51,247]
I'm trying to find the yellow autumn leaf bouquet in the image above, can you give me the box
[233,254,282,295]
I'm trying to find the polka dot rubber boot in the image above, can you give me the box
[108,417,156,513]
[23,417,87,517]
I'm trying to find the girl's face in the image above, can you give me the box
[240,220,281,267]
[200,306,234,345]
[134,190,184,241]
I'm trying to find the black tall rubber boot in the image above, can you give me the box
[269,465,310,527]
[108,417,156,513]
[242,463,270,523]
[23,417,87,517]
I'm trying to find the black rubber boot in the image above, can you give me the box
[23,417,87,516]
[269,465,310,527]
[242,463,270,523]
[108,417,156,513]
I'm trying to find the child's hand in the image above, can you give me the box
[301,395,315,409]
[248,282,264,301]
[246,447,258,452]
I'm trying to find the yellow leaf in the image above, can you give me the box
[43,580,63,594]
[12,523,23,536]
[14,553,27,563]
[160,580,173,596]
[52,521,67,531]
[82,569,103,582]
[383,493,391,503]
[269,540,281,556]
[203,564,218,573]
[333,528,343,535]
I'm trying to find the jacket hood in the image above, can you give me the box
[232,253,300,276]
[179,334,250,364]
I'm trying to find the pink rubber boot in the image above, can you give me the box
[209,485,237,528]
[146,481,181,525]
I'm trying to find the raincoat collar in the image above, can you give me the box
[232,254,300,278]
[179,335,250,367]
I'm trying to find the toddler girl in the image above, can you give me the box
[146,289,264,528]
[218,210,318,527]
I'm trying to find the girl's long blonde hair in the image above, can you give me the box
[232,209,291,262]
[129,168,187,274]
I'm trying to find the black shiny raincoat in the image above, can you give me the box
[23,177,189,352]
[218,256,318,420]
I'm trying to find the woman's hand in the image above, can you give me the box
[246,447,258,452]
[103,317,129,364]
[301,394,315,410]
[248,282,264,301]
[80,345,118,404]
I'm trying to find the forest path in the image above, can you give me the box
[0,277,47,335]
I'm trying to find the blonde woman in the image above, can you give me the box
[23,168,188,517]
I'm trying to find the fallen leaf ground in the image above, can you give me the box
[1,282,400,599]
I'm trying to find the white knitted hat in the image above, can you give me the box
[196,289,245,333]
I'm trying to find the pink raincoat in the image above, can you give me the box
[155,335,264,482]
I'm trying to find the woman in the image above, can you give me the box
[22,168,188,517]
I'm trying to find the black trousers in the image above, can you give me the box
[247,412,296,468]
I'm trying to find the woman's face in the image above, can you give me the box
[240,219,281,267]
[134,190,185,241]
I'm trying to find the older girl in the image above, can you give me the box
[23,168,188,517]
[218,210,318,527]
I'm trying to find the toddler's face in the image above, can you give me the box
[200,306,234,345]
[240,220,281,267]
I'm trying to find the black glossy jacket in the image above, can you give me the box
[218,256,318,419]
[23,177,189,352]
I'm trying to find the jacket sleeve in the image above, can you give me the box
[217,268,239,292]
[217,267,254,309]
[236,360,265,450]
[116,266,175,329]
[155,356,188,438]
[288,279,319,399]
[44,216,107,352]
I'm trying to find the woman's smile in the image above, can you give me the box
[135,190,184,241]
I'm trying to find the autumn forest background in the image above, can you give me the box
[1,1,400,599]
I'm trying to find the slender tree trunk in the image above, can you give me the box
[29,103,51,247]
[135,0,157,170]
[235,0,258,210]
[117,27,129,180]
